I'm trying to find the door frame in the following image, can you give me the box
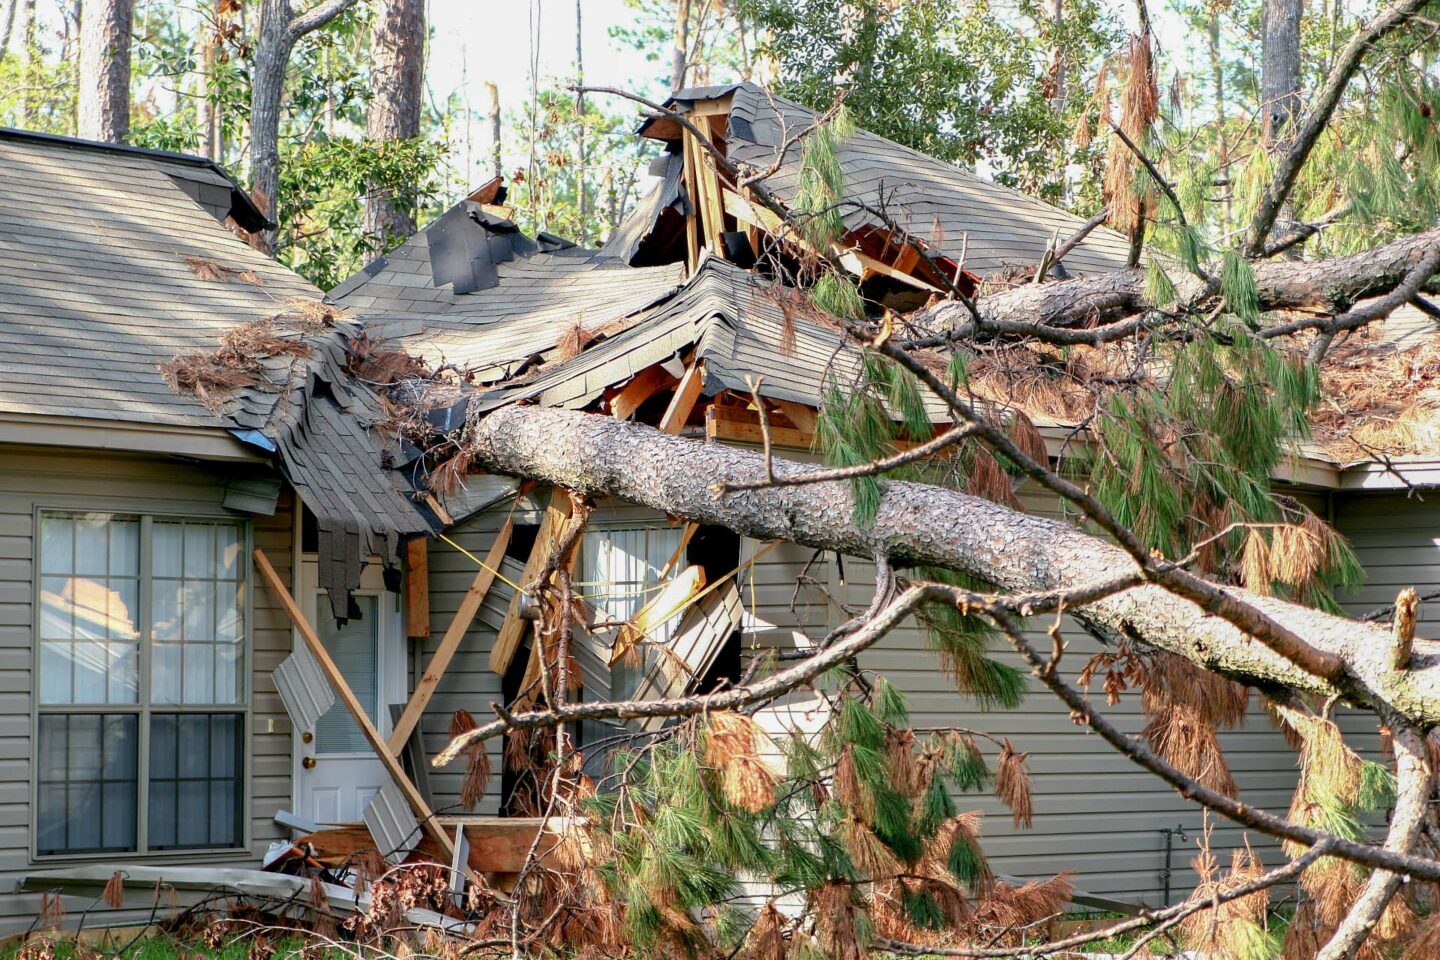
[290,554,406,816]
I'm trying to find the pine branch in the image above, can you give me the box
[1243,0,1432,257]
[288,0,360,40]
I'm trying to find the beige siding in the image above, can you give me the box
[0,446,293,932]
[417,482,1417,908]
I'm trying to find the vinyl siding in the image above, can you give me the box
[411,484,1424,909]
[0,446,293,933]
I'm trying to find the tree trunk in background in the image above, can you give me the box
[248,0,360,254]
[14,0,35,124]
[0,0,17,55]
[200,0,222,162]
[77,0,132,142]
[574,0,587,244]
[486,80,502,178]
[1208,12,1230,231]
[1047,0,1066,113]
[1261,0,1303,147]
[363,0,426,250]
[671,0,690,90]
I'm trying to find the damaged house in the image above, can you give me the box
[0,83,1431,928]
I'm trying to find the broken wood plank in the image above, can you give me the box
[706,403,814,450]
[772,398,819,434]
[611,365,677,422]
[659,522,700,578]
[253,548,456,862]
[693,117,729,256]
[839,246,945,294]
[611,564,707,665]
[389,518,515,753]
[658,361,705,434]
[490,490,572,675]
[687,94,734,118]
[680,132,702,271]
[405,538,430,639]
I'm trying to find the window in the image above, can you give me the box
[36,512,246,857]
[580,526,683,698]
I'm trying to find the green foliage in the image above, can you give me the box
[738,0,1120,200]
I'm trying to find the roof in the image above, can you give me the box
[639,83,1133,278]
[0,129,433,614]
[330,200,686,380]
[0,132,310,428]
[0,126,272,231]
[473,253,946,421]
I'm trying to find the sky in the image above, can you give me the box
[425,0,670,190]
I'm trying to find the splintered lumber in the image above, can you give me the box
[489,489,573,675]
[611,564,706,666]
[658,361,705,434]
[253,549,456,862]
[405,538,430,639]
[706,402,814,450]
[772,398,819,434]
[389,518,515,753]
[611,366,677,422]
[298,817,581,874]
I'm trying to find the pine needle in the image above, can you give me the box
[102,870,125,909]
[1240,529,1272,595]
[995,740,1033,829]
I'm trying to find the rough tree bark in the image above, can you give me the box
[0,0,16,55]
[457,404,1440,727]
[363,0,426,249]
[919,223,1440,336]
[15,0,36,123]
[671,0,690,90]
[1261,0,1303,146]
[77,0,132,142]
[248,0,361,253]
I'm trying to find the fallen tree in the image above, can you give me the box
[458,403,1440,726]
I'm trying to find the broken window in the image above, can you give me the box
[580,526,684,699]
[35,512,247,857]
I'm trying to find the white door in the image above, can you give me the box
[294,559,406,824]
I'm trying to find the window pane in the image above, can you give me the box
[153,581,182,641]
[214,643,240,705]
[74,517,108,577]
[314,596,379,754]
[183,525,215,580]
[37,714,137,855]
[183,581,215,642]
[152,642,182,705]
[108,520,139,578]
[148,713,242,851]
[154,523,183,578]
[216,526,241,580]
[39,514,140,706]
[40,516,72,575]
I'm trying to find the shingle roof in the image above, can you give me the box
[0,130,434,615]
[475,254,943,420]
[644,82,1133,277]
[330,201,686,380]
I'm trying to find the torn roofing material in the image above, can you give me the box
[638,82,1133,278]
[0,130,434,616]
[472,253,946,421]
[329,199,685,380]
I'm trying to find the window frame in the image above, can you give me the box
[29,503,254,863]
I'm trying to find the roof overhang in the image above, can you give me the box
[0,412,269,463]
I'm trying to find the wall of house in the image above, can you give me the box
[0,445,293,933]
[418,480,1420,910]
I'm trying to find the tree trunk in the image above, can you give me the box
[574,0,587,244]
[670,0,690,91]
[1261,0,1303,147]
[458,404,1440,728]
[1047,0,1066,113]
[0,0,17,55]
[200,0,222,162]
[1209,12,1231,232]
[919,223,1440,335]
[486,80,502,178]
[363,0,426,250]
[247,0,360,254]
[14,0,34,124]
[77,0,132,142]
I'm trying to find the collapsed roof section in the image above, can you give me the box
[619,82,1133,289]
[0,129,435,618]
[330,199,686,381]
